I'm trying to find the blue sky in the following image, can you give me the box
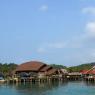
[0,0,95,66]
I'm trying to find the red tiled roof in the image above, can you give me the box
[80,70,89,74]
[87,70,95,74]
[16,61,46,72]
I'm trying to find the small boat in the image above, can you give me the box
[0,77,5,83]
[0,73,5,83]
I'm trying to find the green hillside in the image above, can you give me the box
[67,62,95,72]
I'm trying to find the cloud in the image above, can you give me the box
[37,21,95,55]
[37,21,95,54]
[37,47,46,54]
[82,7,95,15]
[85,22,95,37]
[39,5,48,12]
[48,42,65,49]
[37,42,65,54]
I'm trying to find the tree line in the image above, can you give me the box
[0,63,18,76]
[0,62,94,75]
[51,62,95,72]
[67,62,95,72]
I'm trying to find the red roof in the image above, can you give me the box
[87,70,95,74]
[16,61,46,72]
[80,69,95,75]
[80,70,88,74]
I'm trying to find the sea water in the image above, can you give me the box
[0,81,95,95]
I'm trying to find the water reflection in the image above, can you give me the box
[1,81,95,95]
[84,81,95,86]
[14,81,68,95]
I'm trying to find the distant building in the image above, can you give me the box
[82,66,95,75]
[80,70,89,75]
[14,61,66,79]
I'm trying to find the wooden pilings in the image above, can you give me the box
[67,75,82,81]
[5,75,95,83]
[84,77,95,82]
[5,76,68,83]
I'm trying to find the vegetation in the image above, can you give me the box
[50,62,95,72]
[67,62,95,72]
[0,62,95,75]
[50,64,67,69]
[0,63,18,77]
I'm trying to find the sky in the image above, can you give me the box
[0,0,95,66]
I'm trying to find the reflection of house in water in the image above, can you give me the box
[14,61,68,82]
[14,81,68,95]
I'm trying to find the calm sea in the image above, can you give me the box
[0,81,95,95]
